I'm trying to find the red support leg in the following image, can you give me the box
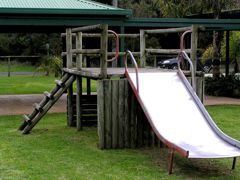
[232,157,237,170]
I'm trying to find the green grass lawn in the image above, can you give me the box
[0,105,240,179]
[0,62,36,72]
[0,76,96,95]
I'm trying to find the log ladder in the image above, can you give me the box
[18,73,75,134]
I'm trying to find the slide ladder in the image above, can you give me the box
[18,73,75,134]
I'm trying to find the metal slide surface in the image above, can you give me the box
[127,71,240,158]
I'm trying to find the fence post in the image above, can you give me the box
[7,57,11,77]
[140,30,146,68]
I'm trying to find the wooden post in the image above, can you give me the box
[76,32,83,131]
[100,24,108,79]
[86,60,91,95]
[140,30,146,68]
[191,25,198,75]
[66,28,74,126]
[76,32,83,70]
[120,26,125,67]
[7,57,10,77]
[154,56,157,67]
[66,28,73,68]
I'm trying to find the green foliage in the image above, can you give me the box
[202,32,240,64]
[221,31,240,61]
[36,56,63,77]
[201,45,213,63]
[205,75,240,98]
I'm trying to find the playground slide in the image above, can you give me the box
[126,71,240,158]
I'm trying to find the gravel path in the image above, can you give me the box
[0,94,239,116]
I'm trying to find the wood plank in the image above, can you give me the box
[104,80,112,149]
[130,93,137,148]
[136,104,143,147]
[97,80,105,149]
[118,79,125,148]
[146,48,191,55]
[111,80,119,149]
[124,81,130,148]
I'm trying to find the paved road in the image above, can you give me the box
[0,94,239,116]
[0,94,66,115]
[0,72,45,76]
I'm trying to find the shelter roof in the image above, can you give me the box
[0,0,131,16]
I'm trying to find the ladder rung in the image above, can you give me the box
[55,80,64,87]
[23,115,32,125]
[44,91,53,99]
[33,103,43,112]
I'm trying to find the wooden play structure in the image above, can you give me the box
[18,24,207,173]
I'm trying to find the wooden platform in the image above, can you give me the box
[63,68,203,79]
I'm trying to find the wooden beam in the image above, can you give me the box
[146,48,191,54]
[61,33,139,38]
[72,24,101,33]
[145,27,191,34]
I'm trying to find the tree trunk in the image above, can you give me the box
[212,31,221,78]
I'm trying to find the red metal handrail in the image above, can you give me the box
[107,30,119,62]
[178,29,192,68]
[124,50,139,92]
[178,29,196,91]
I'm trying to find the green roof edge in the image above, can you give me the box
[0,7,132,16]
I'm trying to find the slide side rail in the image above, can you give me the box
[124,50,139,92]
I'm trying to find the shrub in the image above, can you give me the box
[205,74,240,98]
